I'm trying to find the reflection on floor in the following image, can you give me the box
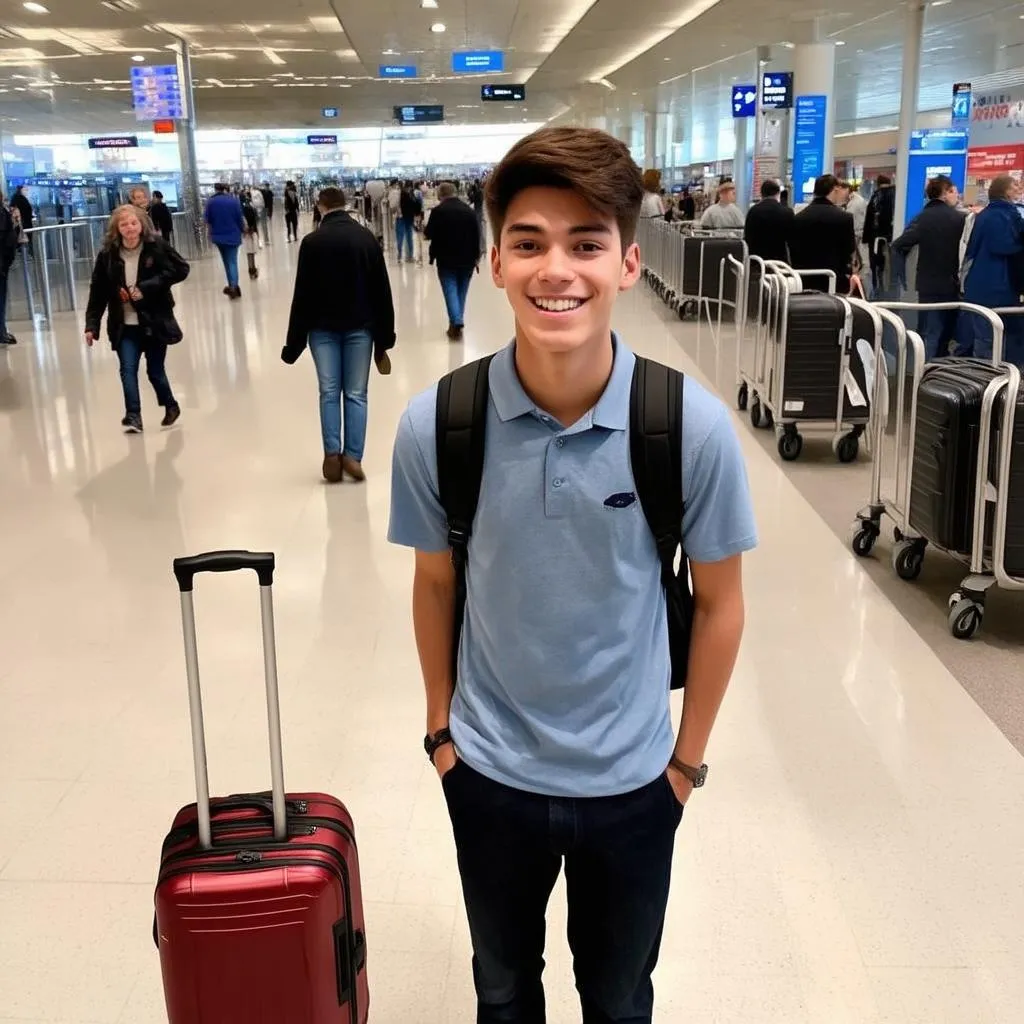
[2,222,1024,1023]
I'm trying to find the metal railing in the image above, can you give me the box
[6,213,207,328]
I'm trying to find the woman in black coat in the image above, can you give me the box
[84,204,190,433]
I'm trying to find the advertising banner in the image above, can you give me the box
[793,95,828,200]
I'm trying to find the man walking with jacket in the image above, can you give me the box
[0,193,19,345]
[281,188,396,484]
[743,179,793,262]
[789,174,857,293]
[204,183,246,299]
[864,174,896,296]
[424,183,481,341]
[891,175,967,360]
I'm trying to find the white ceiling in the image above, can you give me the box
[0,0,1021,142]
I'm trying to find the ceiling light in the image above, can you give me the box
[834,40,845,45]
[131,54,145,62]
[430,22,446,33]
[663,56,671,61]
[930,0,952,6]
[264,48,286,65]
[421,0,439,6]
[23,2,49,12]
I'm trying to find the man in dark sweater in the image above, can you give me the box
[281,187,396,484]
[891,175,967,360]
[424,183,481,341]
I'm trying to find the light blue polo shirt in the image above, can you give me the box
[388,337,757,798]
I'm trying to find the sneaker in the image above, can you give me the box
[341,455,366,482]
[322,453,343,484]
[3,333,16,345]
[223,286,232,296]
[446,325,464,342]
[122,414,143,434]
[161,404,181,428]
[230,286,242,299]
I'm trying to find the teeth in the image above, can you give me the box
[534,297,583,312]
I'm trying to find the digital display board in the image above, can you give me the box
[322,107,339,119]
[452,50,504,74]
[731,84,757,118]
[393,104,444,125]
[130,65,183,122]
[482,84,525,101]
[761,71,793,110]
[379,65,418,79]
[307,134,338,145]
[88,136,139,150]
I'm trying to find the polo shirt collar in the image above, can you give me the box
[489,333,635,431]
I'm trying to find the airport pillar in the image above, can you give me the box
[893,0,926,234]
[0,126,8,200]
[172,36,204,254]
[791,39,837,200]
[644,111,657,169]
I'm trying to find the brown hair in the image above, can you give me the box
[485,126,644,251]
[317,186,347,211]
[103,204,154,250]
[989,174,1015,201]
[641,168,661,193]
[438,181,457,199]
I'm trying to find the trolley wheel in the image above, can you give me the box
[750,395,763,428]
[851,524,878,557]
[763,406,774,429]
[948,598,983,640]
[893,527,904,544]
[777,431,803,461]
[892,540,924,581]
[835,433,859,464]
[737,383,748,412]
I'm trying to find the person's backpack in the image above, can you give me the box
[435,353,693,691]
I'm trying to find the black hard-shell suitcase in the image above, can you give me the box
[775,292,869,422]
[908,359,1004,556]
[681,236,743,307]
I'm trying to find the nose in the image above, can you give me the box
[536,245,575,283]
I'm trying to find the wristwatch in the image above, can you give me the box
[669,757,709,788]
[424,728,453,765]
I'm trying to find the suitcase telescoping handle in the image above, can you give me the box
[172,550,287,849]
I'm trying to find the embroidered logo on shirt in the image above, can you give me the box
[604,491,638,509]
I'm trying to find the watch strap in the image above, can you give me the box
[669,756,706,786]
[425,728,453,764]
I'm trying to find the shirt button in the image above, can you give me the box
[553,478,563,488]
[555,438,565,448]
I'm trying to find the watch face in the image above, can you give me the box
[694,764,709,787]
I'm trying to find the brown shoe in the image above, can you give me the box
[322,453,343,483]
[446,324,459,342]
[341,455,366,482]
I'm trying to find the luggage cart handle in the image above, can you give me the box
[173,550,275,591]
[174,550,287,849]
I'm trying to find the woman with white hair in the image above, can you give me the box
[84,204,190,433]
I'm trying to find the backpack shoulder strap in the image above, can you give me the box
[629,355,684,562]
[629,355,692,690]
[434,354,495,684]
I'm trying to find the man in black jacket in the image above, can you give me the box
[891,175,967,360]
[148,191,174,243]
[789,174,857,293]
[281,187,396,484]
[864,174,896,296]
[743,179,794,263]
[424,182,481,341]
[0,194,19,345]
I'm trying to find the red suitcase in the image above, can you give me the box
[154,551,369,1023]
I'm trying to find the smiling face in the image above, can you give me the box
[491,186,641,356]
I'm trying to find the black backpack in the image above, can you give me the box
[435,353,693,691]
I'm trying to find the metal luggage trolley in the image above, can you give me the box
[639,218,676,305]
[850,301,1024,639]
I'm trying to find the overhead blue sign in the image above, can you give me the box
[951,81,972,129]
[307,134,338,145]
[761,71,793,110]
[905,128,968,225]
[732,84,757,118]
[379,64,417,79]
[322,107,339,119]
[793,95,828,200]
[130,65,183,122]
[452,50,504,74]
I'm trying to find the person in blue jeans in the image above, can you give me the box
[282,187,396,483]
[424,182,481,341]
[204,182,245,299]
[395,181,422,263]
[389,127,756,1023]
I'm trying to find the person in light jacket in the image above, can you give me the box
[700,181,745,230]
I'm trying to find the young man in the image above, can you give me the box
[148,190,174,243]
[788,173,857,294]
[281,187,395,483]
[424,182,481,341]
[388,127,756,1023]
[204,183,245,299]
[699,179,744,229]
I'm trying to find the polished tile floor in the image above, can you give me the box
[2,221,1024,1023]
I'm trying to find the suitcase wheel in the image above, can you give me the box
[948,595,983,640]
[777,430,802,461]
[892,540,925,581]
[736,383,748,412]
[851,523,878,558]
[835,432,859,464]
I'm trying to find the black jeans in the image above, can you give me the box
[443,761,683,1024]
[117,325,176,416]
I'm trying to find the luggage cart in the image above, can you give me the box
[760,272,875,462]
[849,301,1021,638]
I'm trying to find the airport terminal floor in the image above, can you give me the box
[3,216,1024,1023]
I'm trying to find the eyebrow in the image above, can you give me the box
[505,221,612,236]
